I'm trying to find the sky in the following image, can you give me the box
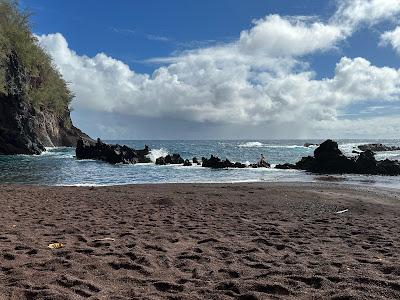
[20,0,400,139]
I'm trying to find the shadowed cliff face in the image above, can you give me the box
[0,50,92,154]
[0,2,92,155]
[0,93,92,154]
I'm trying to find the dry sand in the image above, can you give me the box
[0,182,399,299]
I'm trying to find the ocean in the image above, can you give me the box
[0,139,400,188]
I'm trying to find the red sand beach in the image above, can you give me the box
[0,183,399,299]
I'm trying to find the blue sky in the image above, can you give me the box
[23,1,398,75]
[20,0,400,139]
[22,1,330,72]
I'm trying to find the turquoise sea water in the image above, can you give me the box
[0,140,399,188]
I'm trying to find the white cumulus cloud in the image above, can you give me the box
[237,15,344,57]
[380,26,400,54]
[35,1,400,138]
[38,33,400,126]
[332,0,400,33]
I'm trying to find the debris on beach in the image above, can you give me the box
[93,238,116,242]
[48,242,64,249]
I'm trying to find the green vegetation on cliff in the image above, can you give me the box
[0,0,72,114]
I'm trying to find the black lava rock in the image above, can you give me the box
[76,138,150,165]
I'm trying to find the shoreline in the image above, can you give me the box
[3,176,400,191]
[1,182,400,299]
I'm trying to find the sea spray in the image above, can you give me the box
[238,142,265,148]
[147,148,169,163]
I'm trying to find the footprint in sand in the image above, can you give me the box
[153,281,184,293]
[56,274,100,298]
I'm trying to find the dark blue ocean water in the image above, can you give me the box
[0,140,399,188]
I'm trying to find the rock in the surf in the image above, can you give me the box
[233,162,247,168]
[155,154,184,165]
[183,159,192,166]
[285,139,400,176]
[202,155,247,169]
[295,139,356,174]
[202,155,231,169]
[355,150,378,174]
[275,163,297,170]
[165,154,184,164]
[358,143,400,152]
[377,159,400,176]
[76,138,151,164]
[155,157,166,165]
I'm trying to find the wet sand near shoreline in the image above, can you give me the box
[0,182,399,299]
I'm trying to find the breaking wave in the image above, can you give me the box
[147,148,169,163]
[238,142,265,148]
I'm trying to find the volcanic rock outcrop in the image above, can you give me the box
[76,139,150,164]
[155,154,184,165]
[279,139,400,176]
[0,94,92,155]
[358,143,400,152]
[202,155,257,169]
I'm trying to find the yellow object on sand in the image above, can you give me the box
[48,242,64,249]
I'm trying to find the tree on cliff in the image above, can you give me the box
[0,0,72,114]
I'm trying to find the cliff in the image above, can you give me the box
[0,93,92,154]
[0,1,92,154]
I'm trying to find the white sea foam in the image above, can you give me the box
[339,143,365,155]
[44,146,71,151]
[147,148,169,163]
[55,182,108,187]
[268,145,310,149]
[339,142,400,160]
[239,142,265,148]
[40,147,74,159]
[240,143,314,149]
[376,151,400,160]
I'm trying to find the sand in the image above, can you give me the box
[0,182,399,299]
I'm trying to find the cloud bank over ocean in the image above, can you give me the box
[37,0,400,139]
